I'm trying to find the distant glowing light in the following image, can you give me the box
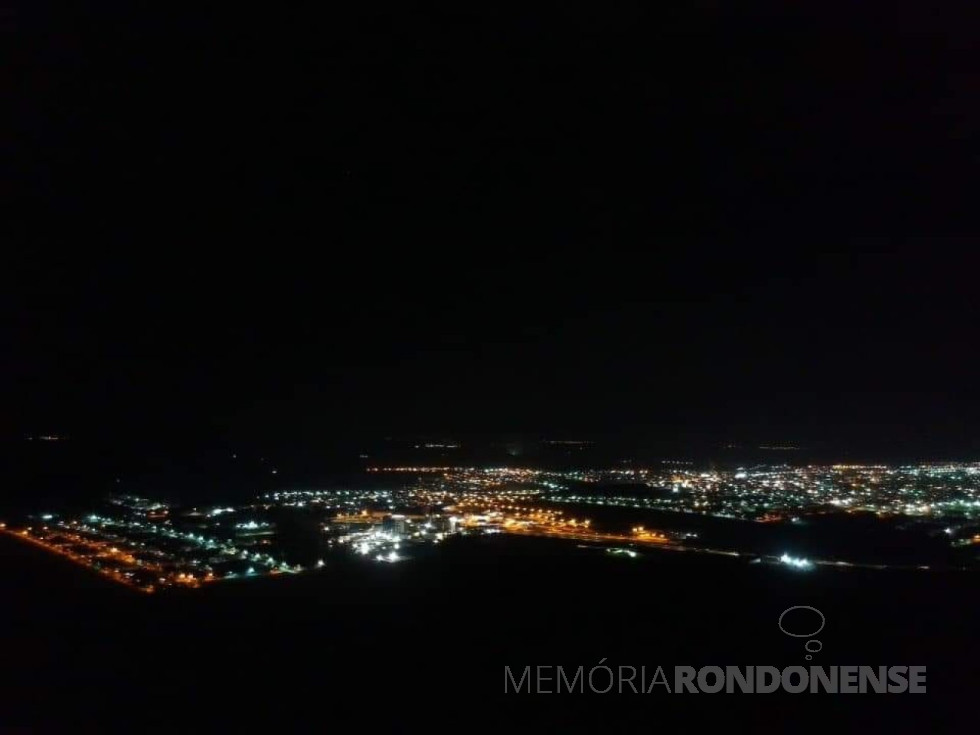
[607,548,638,558]
[779,553,813,570]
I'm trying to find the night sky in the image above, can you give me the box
[6,5,980,461]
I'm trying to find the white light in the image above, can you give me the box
[779,553,812,570]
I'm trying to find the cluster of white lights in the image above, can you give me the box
[607,548,638,558]
[779,553,813,570]
[235,520,269,530]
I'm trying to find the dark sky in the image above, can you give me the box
[5,4,980,458]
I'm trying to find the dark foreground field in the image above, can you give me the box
[2,534,977,731]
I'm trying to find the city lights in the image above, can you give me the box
[4,461,978,594]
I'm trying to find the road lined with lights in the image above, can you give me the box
[0,527,158,593]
